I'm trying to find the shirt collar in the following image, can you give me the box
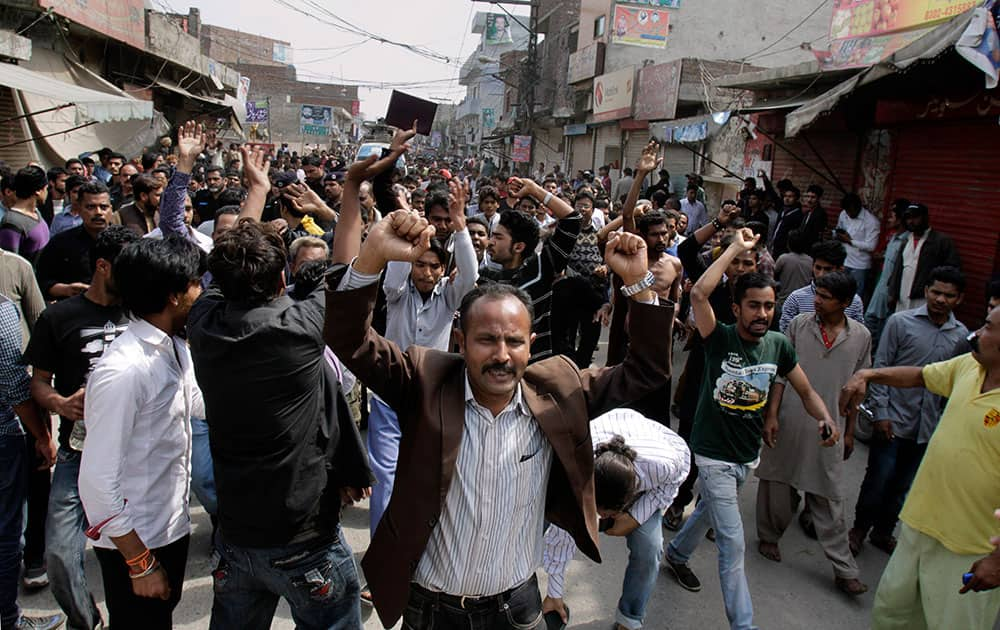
[464,370,529,416]
[128,317,174,349]
[913,304,958,329]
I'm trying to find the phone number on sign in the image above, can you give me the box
[924,1,977,21]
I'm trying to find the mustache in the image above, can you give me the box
[482,362,514,375]
[751,319,769,326]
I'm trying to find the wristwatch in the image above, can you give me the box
[620,271,655,297]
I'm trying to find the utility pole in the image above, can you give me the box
[522,0,538,168]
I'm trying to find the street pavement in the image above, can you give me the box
[13,338,955,629]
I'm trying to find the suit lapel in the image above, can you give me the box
[522,384,578,492]
[438,364,467,503]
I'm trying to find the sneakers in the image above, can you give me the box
[21,564,49,590]
[16,613,65,629]
[664,554,702,592]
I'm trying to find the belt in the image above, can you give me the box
[411,575,536,612]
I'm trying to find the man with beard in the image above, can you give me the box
[40,167,68,226]
[841,304,1000,630]
[664,203,754,531]
[117,174,161,236]
[24,226,137,630]
[480,177,581,363]
[664,229,839,630]
[36,182,114,300]
[194,167,226,225]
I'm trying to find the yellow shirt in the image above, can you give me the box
[900,354,1000,555]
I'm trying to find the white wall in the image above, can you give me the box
[578,0,832,71]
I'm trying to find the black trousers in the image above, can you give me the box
[550,277,605,369]
[22,432,50,568]
[403,574,543,630]
[94,534,190,630]
[669,346,703,511]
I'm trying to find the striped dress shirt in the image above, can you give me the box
[543,409,690,598]
[412,376,553,597]
[779,281,865,333]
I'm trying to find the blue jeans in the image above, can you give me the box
[617,509,663,629]
[853,435,926,538]
[210,528,361,630]
[46,448,101,630]
[191,417,217,516]
[366,398,400,536]
[0,434,27,627]
[667,461,757,630]
[845,267,868,298]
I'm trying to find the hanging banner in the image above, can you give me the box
[611,4,670,48]
[511,135,532,162]
[485,13,514,45]
[482,108,496,131]
[617,0,681,7]
[830,0,979,41]
[246,100,270,123]
[300,105,332,136]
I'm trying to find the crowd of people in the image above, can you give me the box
[0,119,998,630]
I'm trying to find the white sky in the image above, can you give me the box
[188,0,491,119]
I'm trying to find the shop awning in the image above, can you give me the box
[153,78,246,134]
[0,60,151,124]
[784,10,980,137]
[14,48,169,164]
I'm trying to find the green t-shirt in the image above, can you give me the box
[690,324,797,464]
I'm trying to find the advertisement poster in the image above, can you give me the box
[617,0,681,7]
[817,26,933,69]
[511,135,532,162]
[246,100,270,123]
[829,0,979,40]
[611,4,670,49]
[482,108,496,131]
[300,105,332,136]
[485,14,514,45]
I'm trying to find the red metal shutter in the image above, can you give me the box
[887,119,1000,324]
[770,129,863,225]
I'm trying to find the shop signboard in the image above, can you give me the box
[592,66,636,122]
[633,60,682,120]
[40,0,145,50]
[829,0,978,40]
[568,42,605,83]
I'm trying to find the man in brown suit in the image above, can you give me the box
[115,173,161,235]
[325,162,676,629]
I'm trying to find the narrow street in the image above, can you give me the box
[19,341,900,629]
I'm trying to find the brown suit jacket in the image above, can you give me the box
[117,201,154,235]
[323,267,675,628]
